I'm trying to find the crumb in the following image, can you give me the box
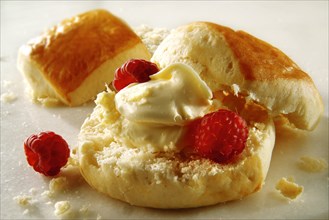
[79,204,90,215]
[1,80,13,89]
[13,195,32,206]
[41,190,54,198]
[1,92,17,103]
[22,209,29,215]
[36,96,61,107]
[49,176,69,193]
[275,177,303,200]
[52,114,62,119]
[298,156,328,172]
[67,154,79,167]
[22,121,29,128]
[29,188,37,196]
[96,214,102,220]
[54,201,72,217]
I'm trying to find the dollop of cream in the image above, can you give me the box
[113,63,213,152]
[115,63,213,126]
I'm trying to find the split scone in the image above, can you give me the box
[77,22,323,209]
[17,9,150,106]
[152,22,323,131]
[78,63,275,209]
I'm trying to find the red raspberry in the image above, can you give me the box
[112,59,159,91]
[24,131,70,176]
[188,109,249,163]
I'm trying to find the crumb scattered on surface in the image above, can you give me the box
[41,177,69,199]
[13,193,39,215]
[79,204,90,215]
[298,156,328,172]
[1,80,13,89]
[1,92,17,103]
[13,157,96,218]
[22,209,29,215]
[49,176,69,193]
[28,188,37,196]
[13,195,32,206]
[41,190,54,198]
[36,96,62,107]
[275,177,303,200]
[54,201,72,217]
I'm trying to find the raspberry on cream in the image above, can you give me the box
[115,63,213,126]
[112,63,214,152]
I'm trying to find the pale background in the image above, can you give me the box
[1,1,328,219]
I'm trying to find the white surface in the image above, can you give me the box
[1,1,328,219]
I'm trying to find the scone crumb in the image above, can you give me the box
[41,190,54,198]
[1,80,13,89]
[36,96,61,107]
[28,187,37,196]
[96,214,102,220]
[54,201,72,217]
[298,156,328,172]
[49,176,69,193]
[22,209,29,215]
[275,177,303,200]
[79,204,90,215]
[1,92,17,103]
[13,195,32,206]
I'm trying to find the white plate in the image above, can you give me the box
[1,1,328,219]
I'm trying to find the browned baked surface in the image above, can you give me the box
[152,21,323,130]
[205,22,312,82]
[28,9,142,97]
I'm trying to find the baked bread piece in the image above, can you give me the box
[78,91,275,209]
[151,22,323,131]
[17,9,151,106]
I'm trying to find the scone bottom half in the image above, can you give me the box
[77,60,276,209]
[17,9,151,106]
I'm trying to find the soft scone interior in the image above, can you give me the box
[78,90,275,209]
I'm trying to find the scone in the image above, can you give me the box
[77,22,323,209]
[17,9,151,106]
[152,22,323,131]
[78,62,275,209]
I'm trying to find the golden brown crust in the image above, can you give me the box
[152,21,323,130]
[28,9,142,99]
[204,22,312,82]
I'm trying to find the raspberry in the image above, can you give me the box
[188,109,249,163]
[112,59,159,91]
[24,131,70,176]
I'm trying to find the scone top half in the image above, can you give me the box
[152,22,324,131]
[17,9,151,106]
